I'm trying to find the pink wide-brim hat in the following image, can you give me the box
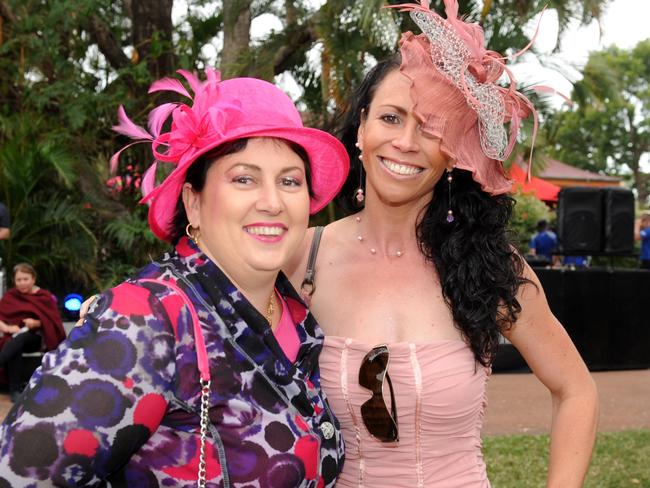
[111,69,350,241]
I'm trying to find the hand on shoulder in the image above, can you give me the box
[76,295,99,326]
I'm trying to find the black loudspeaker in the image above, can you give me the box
[525,255,551,268]
[557,187,603,253]
[559,269,612,368]
[603,188,635,253]
[608,270,650,368]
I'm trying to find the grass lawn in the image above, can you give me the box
[484,430,650,487]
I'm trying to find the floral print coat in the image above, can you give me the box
[0,237,344,487]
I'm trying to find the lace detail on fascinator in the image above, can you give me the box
[387,0,550,193]
[409,8,512,160]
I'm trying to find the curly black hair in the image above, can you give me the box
[336,55,531,366]
[417,169,530,366]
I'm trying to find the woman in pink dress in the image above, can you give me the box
[286,1,598,486]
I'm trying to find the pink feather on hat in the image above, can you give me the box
[110,69,349,241]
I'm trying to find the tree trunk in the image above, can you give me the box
[131,0,175,79]
[627,110,649,204]
[0,1,16,24]
[222,0,252,78]
[88,15,130,71]
[0,1,16,48]
[631,149,649,204]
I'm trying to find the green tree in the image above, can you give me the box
[509,189,552,253]
[546,40,650,204]
[0,0,172,293]
[0,113,98,296]
[0,0,612,295]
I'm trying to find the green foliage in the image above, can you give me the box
[546,40,650,204]
[484,430,650,487]
[0,113,98,296]
[509,189,552,253]
[0,0,175,296]
[102,206,167,287]
[0,0,613,296]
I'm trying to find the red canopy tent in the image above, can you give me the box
[509,163,560,203]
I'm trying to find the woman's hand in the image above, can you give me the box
[22,318,41,330]
[76,295,98,326]
[0,320,21,334]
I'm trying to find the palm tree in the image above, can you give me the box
[0,113,98,296]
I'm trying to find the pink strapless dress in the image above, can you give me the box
[320,336,491,488]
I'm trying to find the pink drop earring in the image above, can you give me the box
[354,141,365,204]
[446,169,454,223]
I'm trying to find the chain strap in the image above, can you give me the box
[137,275,215,487]
[198,378,211,487]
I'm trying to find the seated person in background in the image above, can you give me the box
[0,263,65,402]
[529,219,558,262]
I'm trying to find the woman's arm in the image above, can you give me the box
[502,263,599,488]
[0,282,176,486]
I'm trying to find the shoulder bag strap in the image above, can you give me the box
[137,277,215,487]
[300,226,324,301]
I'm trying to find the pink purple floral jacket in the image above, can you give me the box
[0,237,344,487]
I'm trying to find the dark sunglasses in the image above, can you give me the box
[358,344,399,442]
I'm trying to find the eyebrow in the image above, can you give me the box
[377,104,408,115]
[227,163,305,174]
[377,103,427,124]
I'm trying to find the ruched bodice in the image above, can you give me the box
[320,336,491,487]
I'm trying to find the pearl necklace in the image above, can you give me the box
[355,216,404,257]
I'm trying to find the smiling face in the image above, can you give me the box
[14,270,36,294]
[357,69,452,208]
[183,137,310,284]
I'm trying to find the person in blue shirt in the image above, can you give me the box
[562,255,589,269]
[528,219,558,262]
[638,214,650,269]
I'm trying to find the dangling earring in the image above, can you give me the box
[354,141,365,204]
[446,169,454,223]
[355,182,365,204]
[186,223,199,243]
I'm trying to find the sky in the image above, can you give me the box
[243,0,650,104]
[512,0,650,101]
[514,0,650,173]
[172,0,650,98]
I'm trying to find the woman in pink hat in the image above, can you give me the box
[0,71,348,487]
[288,1,598,487]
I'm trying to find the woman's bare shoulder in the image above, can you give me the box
[284,217,356,290]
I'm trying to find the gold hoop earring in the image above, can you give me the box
[186,223,199,243]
